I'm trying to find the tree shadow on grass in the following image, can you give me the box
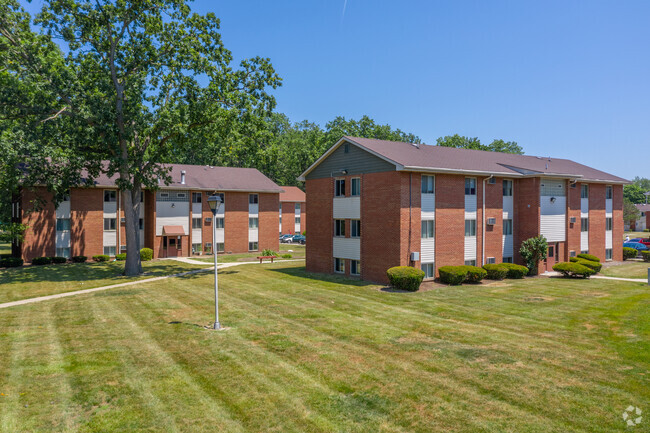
[267,266,376,288]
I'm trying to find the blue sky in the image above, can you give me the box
[23,1,649,179]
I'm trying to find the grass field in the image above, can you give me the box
[0,262,647,432]
[625,231,649,239]
[602,261,650,279]
[195,243,305,264]
[0,243,10,255]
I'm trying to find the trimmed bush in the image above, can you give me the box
[570,257,602,273]
[577,253,600,262]
[642,251,650,262]
[438,266,468,285]
[483,264,508,280]
[261,249,277,257]
[31,256,52,265]
[281,253,292,258]
[92,254,110,262]
[71,255,87,263]
[115,253,127,261]
[462,265,487,283]
[553,262,595,278]
[0,257,23,268]
[623,247,638,260]
[140,248,153,261]
[386,266,425,291]
[645,228,650,232]
[52,256,68,264]
[500,263,528,279]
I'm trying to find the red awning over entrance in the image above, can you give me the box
[162,225,186,236]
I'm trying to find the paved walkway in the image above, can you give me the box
[0,259,304,310]
[543,271,647,283]
[165,257,213,266]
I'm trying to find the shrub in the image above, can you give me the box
[500,263,528,279]
[115,253,127,261]
[438,266,468,285]
[51,256,68,264]
[482,264,508,280]
[519,236,548,275]
[386,266,425,291]
[281,253,292,258]
[92,254,110,262]
[261,249,277,257]
[31,256,52,265]
[570,257,602,273]
[645,228,650,232]
[577,253,600,262]
[0,257,23,267]
[460,265,486,283]
[642,251,650,262]
[553,262,595,278]
[71,255,87,263]
[623,247,638,260]
[140,248,153,261]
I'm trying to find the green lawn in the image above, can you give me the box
[0,263,647,432]
[0,243,10,255]
[625,231,649,239]
[195,244,305,264]
[602,261,650,279]
[0,260,206,304]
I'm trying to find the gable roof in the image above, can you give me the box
[635,204,650,212]
[279,186,306,202]
[298,136,629,184]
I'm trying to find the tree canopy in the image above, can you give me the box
[436,134,524,154]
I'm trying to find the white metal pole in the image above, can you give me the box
[213,214,220,329]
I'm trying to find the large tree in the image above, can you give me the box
[624,184,648,204]
[436,134,524,154]
[1,0,280,275]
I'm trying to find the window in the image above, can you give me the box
[606,248,613,260]
[192,218,202,229]
[216,218,224,229]
[570,250,576,257]
[104,190,117,202]
[540,181,565,197]
[334,219,346,237]
[351,178,361,196]
[139,218,144,230]
[334,257,345,273]
[249,217,259,229]
[606,186,613,199]
[216,242,224,252]
[335,179,345,197]
[176,193,186,199]
[350,260,360,276]
[192,192,202,203]
[121,245,127,251]
[103,218,117,231]
[503,180,513,197]
[56,247,70,258]
[422,175,435,194]
[465,259,476,266]
[421,220,434,238]
[486,257,496,264]
[60,193,70,202]
[295,203,301,212]
[421,263,434,279]
[581,184,589,199]
[351,220,361,237]
[581,250,589,255]
[581,218,589,232]
[204,242,212,253]
[248,241,258,251]
[606,217,613,231]
[464,219,476,236]
[344,143,350,153]
[56,218,71,231]
[103,246,116,256]
[548,245,555,259]
[503,219,513,236]
[192,243,201,253]
[249,194,258,204]
[502,256,513,263]
[465,178,476,195]
[295,216,301,225]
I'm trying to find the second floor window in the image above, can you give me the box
[249,194,258,204]
[465,178,476,195]
[103,218,117,231]
[192,192,202,203]
[351,178,361,196]
[421,220,434,238]
[104,190,117,202]
[422,175,435,194]
[464,219,476,237]
[216,217,224,229]
[334,219,345,237]
[249,217,259,229]
[192,218,202,229]
[503,180,513,197]
[503,219,513,235]
[351,220,361,237]
[606,186,613,199]
[581,218,589,232]
[56,218,71,231]
[335,179,345,197]
[581,184,589,199]
[606,217,613,231]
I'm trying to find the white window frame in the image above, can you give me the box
[421,220,434,238]
[502,219,513,236]
[248,241,258,251]
[249,194,258,204]
[421,175,435,194]
[350,260,360,276]
[351,220,361,238]
[465,178,476,195]
[502,180,513,197]
[334,219,345,237]
[464,219,476,236]
[335,179,346,197]
[249,217,259,229]
[334,257,345,273]
[351,178,361,196]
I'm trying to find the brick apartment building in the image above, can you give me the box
[629,204,650,232]
[279,186,306,235]
[12,164,282,262]
[299,137,628,284]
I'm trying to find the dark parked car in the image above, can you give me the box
[292,235,306,245]
[623,241,649,251]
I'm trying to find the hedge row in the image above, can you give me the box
[577,253,600,262]
[482,263,528,280]
[569,257,602,272]
[642,251,650,262]
[623,247,638,260]
[0,257,23,268]
[439,265,487,285]
[553,262,595,278]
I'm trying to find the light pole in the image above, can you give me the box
[207,195,222,330]
[644,191,650,205]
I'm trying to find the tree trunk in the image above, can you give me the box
[123,187,143,276]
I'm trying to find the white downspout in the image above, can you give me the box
[482,175,494,266]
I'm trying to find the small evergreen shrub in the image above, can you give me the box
[500,263,528,279]
[438,266,468,285]
[482,264,508,280]
[577,253,600,262]
[462,265,487,283]
[641,251,650,262]
[386,266,425,291]
[140,248,153,261]
[623,247,638,260]
[261,249,277,257]
[32,256,52,265]
[281,253,292,258]
[92,254,110,262]
[0,257,23,267]
[570,257,602,273]
[71,255,87,263]
[115,253,127,261]
[51,256,68,264]
[644,228,650,232]
[553,262,595,278]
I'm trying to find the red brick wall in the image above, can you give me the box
[399,173,421,272]
[300,201,306,235]
[281,202,295,234]
[514,178,541,268]
[224,192,249,253]
[589,184,606,261]
[306,177,333,275]
[484,177,504,263]
[259,193,279,252]
[435,174,465,274]
[71,188,103,258]
[612,184,623,261]
[566,183,582,258]
[20,187,56,261]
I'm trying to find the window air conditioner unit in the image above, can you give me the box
[410,252,420,261]
[205,217,212,223]
[120,218,126,223]
[487,177,496,184]
[487,218,496,225]
[570,217,577,223]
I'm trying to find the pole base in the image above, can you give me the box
[213,321,221,330]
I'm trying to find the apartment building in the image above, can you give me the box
[279,186,306,235]
[299,137,628,284]
[629,204,649,232]
[13,164,282,261]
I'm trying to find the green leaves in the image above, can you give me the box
[436,134,524,154]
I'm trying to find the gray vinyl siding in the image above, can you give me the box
[305,142,397,180]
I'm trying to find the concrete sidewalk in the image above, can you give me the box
[543,271,647,283]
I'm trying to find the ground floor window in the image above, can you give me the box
[581,250,589,255]
[103,246,116,256]
[56,247,70,258]
[464,259,476,266]
[421,262,434,279]
[217,243,225,253]
[121,245,127,252]
[606,248,612,260]
[569,250,576,257]
[204,242,212,254]
[350,260,360,275]
[502,257,513,263]
[249,241,258,251]
[486,257,496,264]
[334,257,345,273]
[192,243,201,253]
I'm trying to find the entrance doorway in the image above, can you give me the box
[163,236,182,257]
[545,242,559,272]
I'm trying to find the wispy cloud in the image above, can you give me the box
[341,0,348,24]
